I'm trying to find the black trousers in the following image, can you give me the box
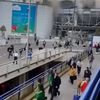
[48,86,52,94]
[70,76,74,84]
[77,66,81,75]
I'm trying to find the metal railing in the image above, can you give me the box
[0,62,66,100]
[0,48,66,77]
[0,50,88,100]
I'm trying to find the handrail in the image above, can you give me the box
[80,68,100,100]
[0,48,64,66]
[90,79,100,100]
[0,48,65,77]
[0,62,63,99]
[0,50,87,100]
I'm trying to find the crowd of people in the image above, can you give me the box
[7,43,33,64]
[34,51,94,100]
[67,47,94,97]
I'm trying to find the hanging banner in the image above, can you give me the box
[12,3,37,34]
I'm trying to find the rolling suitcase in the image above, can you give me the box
[73,87,80,100]
[73,95,80,100]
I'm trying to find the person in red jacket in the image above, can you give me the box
[80,78,88,93]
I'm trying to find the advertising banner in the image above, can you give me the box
[12,3,37,34]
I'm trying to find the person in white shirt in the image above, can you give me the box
[13,51,19,64]
[77,59,82,75]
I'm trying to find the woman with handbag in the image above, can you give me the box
[68,65,77,84]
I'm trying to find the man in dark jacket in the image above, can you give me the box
[50,73,61,100]
[54,73,61,96]
[84,67,92,81]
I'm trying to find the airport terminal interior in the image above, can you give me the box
[0,0,100,100]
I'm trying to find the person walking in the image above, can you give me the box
[34,33,37,42]
[68,65,77,84]
[34,79,47,100]
[13,51,19,64]
[79,78,88,93]
[52,42,57,49]
[48,70,54,94]
[7,46,12,59]
[77,59,82,75]
[89,54,94,69]
[10,45,14,53]
[54,73,61,96]
[36,39,39,46]
[19,48,23,57]
[48,69,56,100]
[43,40,46,48]
[84,67,92,81]
[28,50,32,60]
[37,78,45,93]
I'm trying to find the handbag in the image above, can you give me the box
[73,75,77,80]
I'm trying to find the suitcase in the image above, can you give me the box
[73,87,80,100]
[73,95,80,100]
